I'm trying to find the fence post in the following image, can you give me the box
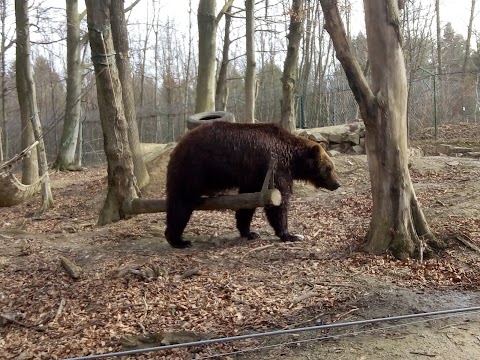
[420,67,438,140]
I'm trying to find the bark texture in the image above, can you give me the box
[85,0,139,225]
[280,0,304,132]
[195,0,233,113]
[15,0,37,184]
[215,4,232,111]
[15,0,53,211]
[244,0,256,123]
[53,0,83,170]
[195,0,217,113]
[110,0,149,190]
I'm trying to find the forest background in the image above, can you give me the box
[0,0,478,167]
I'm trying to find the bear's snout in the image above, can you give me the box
[327,180,340,191]
[327,172,341,191]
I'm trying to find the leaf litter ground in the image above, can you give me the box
[1,134,480,359]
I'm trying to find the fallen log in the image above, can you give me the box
[124,159,281,215]
[123,188,282,214]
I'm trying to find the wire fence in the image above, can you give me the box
[59,71,480,167]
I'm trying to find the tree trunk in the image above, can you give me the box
[138,13,151,140]
[195,0,233,113]
[435,0,442,75]
[15,0,53,212]
[215,4,232,111]
[0,0,6,162]
[110,0,149,190]
[319,0,444,259]
[244,0,256,123]
[280,0,304,132]
[462,0,475,74]
[195,0,217,113]
[15,0,38,185]
[53,0,83,171]
[85,0,139,226]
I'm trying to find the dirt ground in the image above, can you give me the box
[0,133,480,359]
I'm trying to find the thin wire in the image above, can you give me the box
[63,306,480,360]
[195,309,480,359]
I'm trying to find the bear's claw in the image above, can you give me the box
[168,239,192,249]
[242,231,261,240]
[280,233,304,242]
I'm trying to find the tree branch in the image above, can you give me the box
[319,0,375,124]
[125,0,142,13]
[216,0,234,24]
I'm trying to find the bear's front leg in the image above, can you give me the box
[236,208,260,240]
[264,204,304,242]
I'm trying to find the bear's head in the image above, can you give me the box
[298,142,340,191]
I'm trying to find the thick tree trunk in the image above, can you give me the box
[15,0,38,185]
[110,0,149,190]
[15,0,53,212]
[53,0,82,171]
[280,0,304,132]
[195,0,233,113]
[320,0,444,259]
[195,0,217,113]
[85,0,139,225]
[244,0,256,123]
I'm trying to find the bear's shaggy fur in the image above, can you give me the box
[165,121,340,248]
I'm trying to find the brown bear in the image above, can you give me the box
[165,121,340,248]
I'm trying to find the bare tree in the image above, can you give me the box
[85,0,139,225]
[15,0,53,211]
[463,0,476,73]
[319,0,444,259]
[110,0,149,190]
[195,0,233,113]
[0,0,13,161]
[215,4,232,111]
[15,0,37,184]
[53,0,85,171]
[244,0,256,122]
[280,0,304,131]
[435,0,442,74]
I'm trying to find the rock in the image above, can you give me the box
[408,147,424,157]
[297,121,365,154]
[436,144,451,155]
[450,146,472,154]
[352,145,364,154]
[327,150,342,157]
[466,152,480,158]
[346,132,360,145]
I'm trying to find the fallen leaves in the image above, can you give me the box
[0,144,479,359]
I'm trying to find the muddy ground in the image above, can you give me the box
[0,136,479,359]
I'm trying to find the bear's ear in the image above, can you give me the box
[308,143,322,158]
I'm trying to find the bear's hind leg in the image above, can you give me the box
[165,199,195,248]
[236,208,260,240]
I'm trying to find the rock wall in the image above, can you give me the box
[296,121,366,156]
